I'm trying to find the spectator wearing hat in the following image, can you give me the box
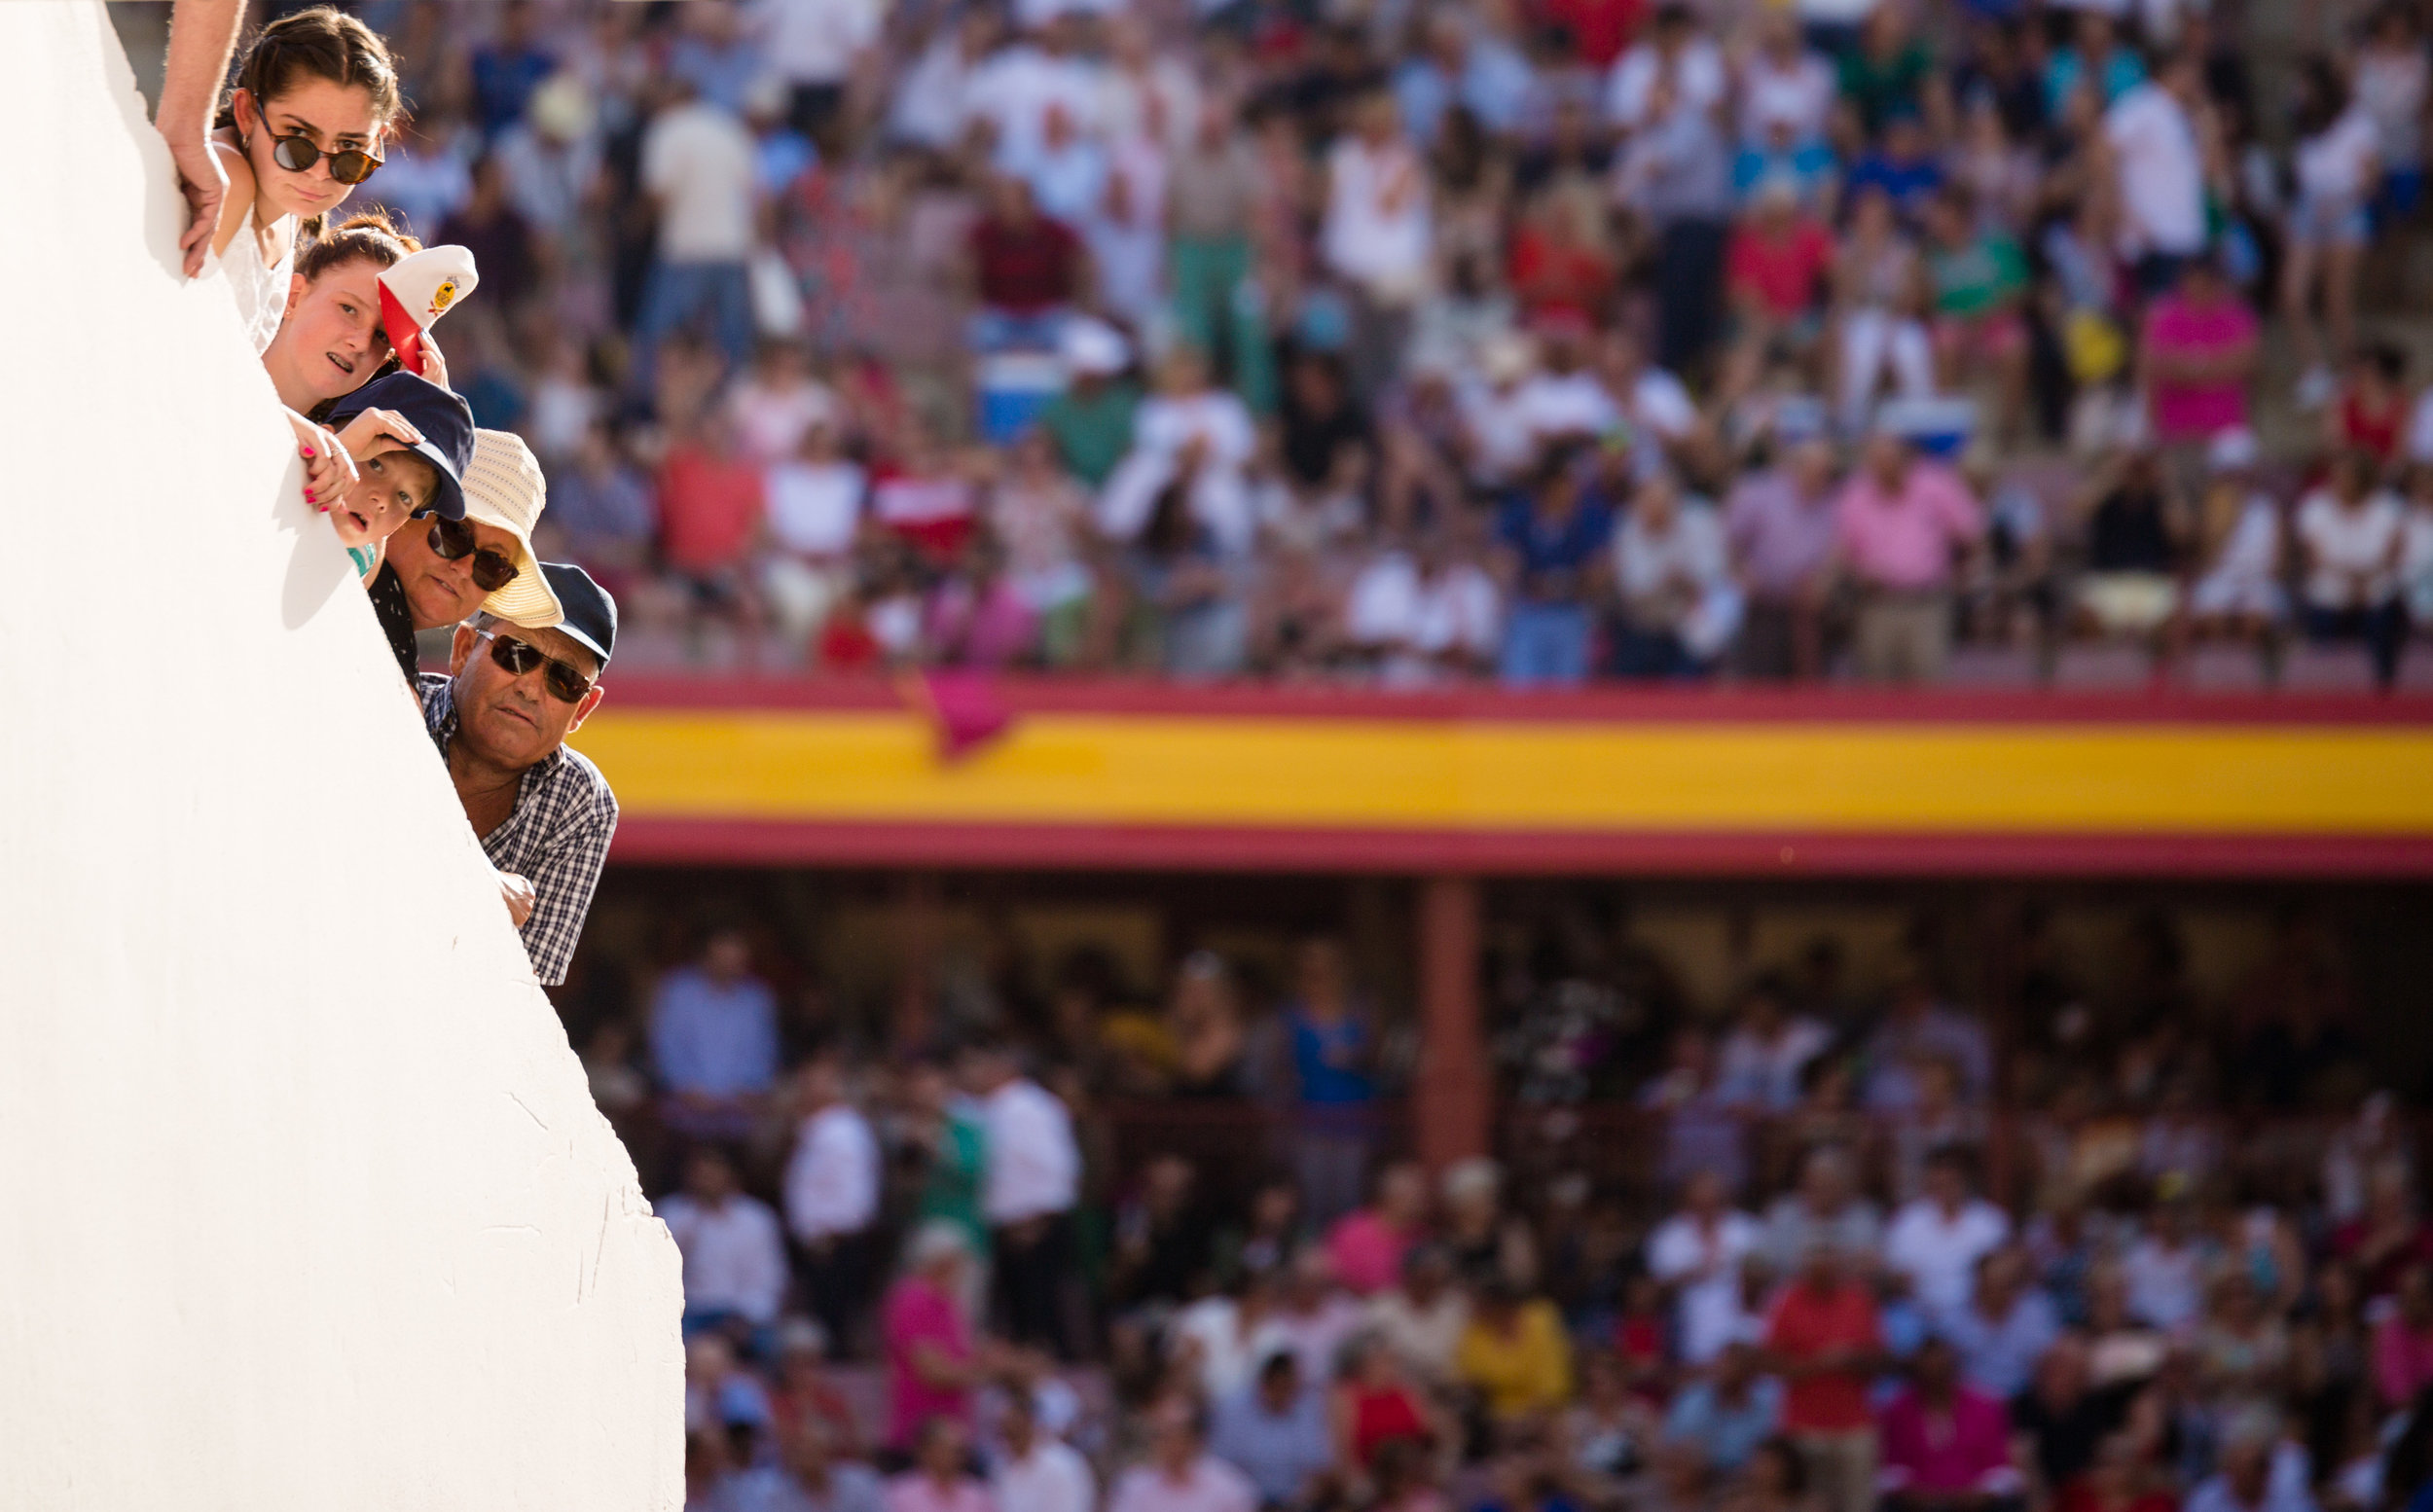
[322,372,476,679]
[311,366,476,578]
[419,552,619,986]
[1038,319,1143,489]
[372,425,561,664]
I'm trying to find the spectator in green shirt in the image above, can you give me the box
[1037,317,1144,489]
[1923,186,2030,442]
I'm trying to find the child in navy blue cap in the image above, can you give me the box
[320,371,476,580]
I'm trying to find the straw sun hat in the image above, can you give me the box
[459,429,563,627]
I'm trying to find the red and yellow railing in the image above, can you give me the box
[574,680,2433,876]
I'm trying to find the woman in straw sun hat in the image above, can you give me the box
[367,428,562,687]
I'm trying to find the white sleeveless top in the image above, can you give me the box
[223,215,298,354]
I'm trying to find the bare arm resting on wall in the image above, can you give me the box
[157,0,242,278]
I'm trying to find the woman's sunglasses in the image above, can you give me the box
[474,630,596,703]
[265,129,383,186]
[427,518,521,593]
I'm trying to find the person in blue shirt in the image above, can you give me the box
[1661,1338,1784,1474]
[650,928,781,1136]
[1493,446,1616,686]
[469,2,557,141]
[1935,1246,2059,1400]
[1282,936,1377,1225]
[1844,111,1944,225]
[1210,1352,1333,1509]
[2044,10,2146,117]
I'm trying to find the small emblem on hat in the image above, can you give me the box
[429,279,458,317]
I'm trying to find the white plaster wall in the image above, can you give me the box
[0,6,684,1506]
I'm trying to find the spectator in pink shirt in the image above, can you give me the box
[1834,432,1984,683]
[2375,1263,2433,1409]
[1108,1395,1259,1512]
[1876,1335,2024,1510]
[1327,1163,1431,1297]
[883,1221,988,1450]
[889,1416,998,1512]
[2141,258,2261,471]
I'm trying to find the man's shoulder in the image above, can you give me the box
[542,741,621,823]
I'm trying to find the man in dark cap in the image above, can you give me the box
[419,561,620,986]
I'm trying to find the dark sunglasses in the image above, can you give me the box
[264,128,383,186]
[427,518,522,593]
[475,630,596,703]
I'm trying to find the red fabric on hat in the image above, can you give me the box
[379,281,428,377]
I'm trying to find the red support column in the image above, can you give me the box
[893,871,939,1051]
[1415,875,1489,1173]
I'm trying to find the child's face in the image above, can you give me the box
[332,450,437,548]
[272,258,391,405]
[237,77,385,223]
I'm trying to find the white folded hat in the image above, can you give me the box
[379,244,479,378]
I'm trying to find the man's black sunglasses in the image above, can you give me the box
[427,518,522,593]
[474,630,596,703]
[265,128,383,185]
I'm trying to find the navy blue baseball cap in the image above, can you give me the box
[535,562,616,670]
[325,372,475,521]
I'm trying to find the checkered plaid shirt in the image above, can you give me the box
[418,675,619,987]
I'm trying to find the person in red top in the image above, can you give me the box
[1724,178,1835,402]
[657,409,767,626]
[1537,0,1644,69]
[967,174,1087,351]
[1332,1332,1441,1471]
[2326,342,2409,463]
[1508,185,1616,331]
[2057,1432,2179,1512]
[1764,1238,1884,1512]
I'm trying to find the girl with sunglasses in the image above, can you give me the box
[205,7,401,355]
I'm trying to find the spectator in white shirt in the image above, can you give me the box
[2121,1200,2208,1333]
[1365,1243,1471,1385]
[635,75,760,387]
[662,1144,791,1335]
[1108,1396,1259,1512]
[1882,1146,2012,1316]
[1606,4,1728,130]
[751,0,885,141]
[2283,60,2382,407]
[965,1042,1083,1357]
[1717,976,1833,1111]
[2295,449,2410,687]
[785,1054,882,1358]
[2100,53,2208,295]
[1322,91,1434,399]
[1647,1169,1764,1365]
[1608,470,1743,677]
[993,1390,1097,1512]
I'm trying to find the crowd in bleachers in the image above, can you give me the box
[306,0,2433,686]
[575,902,2433,1512]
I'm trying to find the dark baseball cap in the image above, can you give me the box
[324,372,475,521]
[536,562,616,670]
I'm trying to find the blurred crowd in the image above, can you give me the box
[325,0,2433,686]
[571,904,2433,1512]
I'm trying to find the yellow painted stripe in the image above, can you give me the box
[575,710,2433,836]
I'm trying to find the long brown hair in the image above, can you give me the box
[219,8,405,234]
